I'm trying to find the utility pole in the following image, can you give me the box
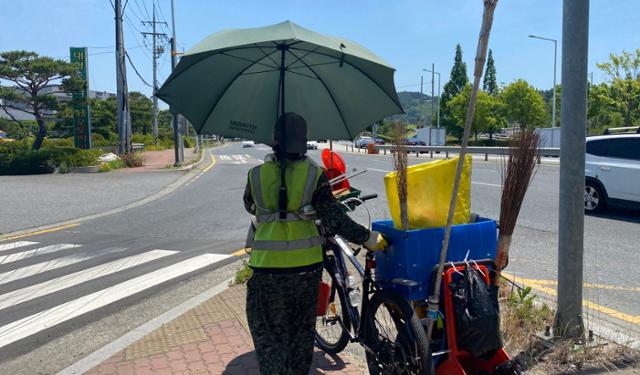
[419,75,424,128]
[431,63,435,127]
[142,4,167,145]
[115,0,131,154]
[555,0,589,339]
[170,0,183,166]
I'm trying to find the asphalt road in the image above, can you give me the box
[0,142,638,373]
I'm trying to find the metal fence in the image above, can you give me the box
[344,144,560,163]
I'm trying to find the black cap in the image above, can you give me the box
[274,112,307,154]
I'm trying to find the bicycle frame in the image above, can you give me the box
[324,234,379,346]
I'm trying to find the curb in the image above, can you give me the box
[0,147,219,241]
[56,273,239,375]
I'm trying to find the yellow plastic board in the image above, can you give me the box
[384,155,472,229]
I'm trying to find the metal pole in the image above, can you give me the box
[552,39,557,128]
[170,0,182,166]
[431,63,435,127]
[555,0,588,340]
[151,4,158,144]
[420,75,424,128]
[437,71,441,128]
[115,0,124,154]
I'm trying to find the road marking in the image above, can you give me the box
[509,278,640,293]
[0,247,127,285]
[0,253,229,349]
[0,244,81,265]
[472,181,502,188]
[202,153,216,173]
[0,241,38,253]
[0,250,177,310]
[2,224,80,241]
[503,272,640,325]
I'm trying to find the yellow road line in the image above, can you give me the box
[502,272,640,325]
[232,248,249,257]
[202,154,216,173]
[3,223,80,241]
[517,279,640,293]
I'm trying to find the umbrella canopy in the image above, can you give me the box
[156,20,403,145]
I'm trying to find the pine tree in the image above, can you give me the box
[440,44,469,133]
[483,49,498,95]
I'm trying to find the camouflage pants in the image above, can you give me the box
[246,268,322,375]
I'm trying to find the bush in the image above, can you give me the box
[121,152,144,168]
[42,138,74,148]
[0,147,101,175]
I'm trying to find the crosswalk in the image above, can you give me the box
[0,240,231,350]
[216,154,258,164]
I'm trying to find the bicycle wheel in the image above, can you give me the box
[364,290,433,375]
[315,266,352,354]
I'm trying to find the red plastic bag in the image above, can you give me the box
[317,281,331,316]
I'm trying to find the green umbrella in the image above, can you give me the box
[156,20,403,145]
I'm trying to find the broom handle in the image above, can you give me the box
[425,0,499,342]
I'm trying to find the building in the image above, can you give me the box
[0,85,115,121]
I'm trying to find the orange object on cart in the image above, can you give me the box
[317,281,331,316]
[321,149,350,192]
[436,263,511,375]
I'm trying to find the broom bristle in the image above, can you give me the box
[392,122,409,230]
[499,129,541,237]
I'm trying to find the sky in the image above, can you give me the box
[1,0,639,108]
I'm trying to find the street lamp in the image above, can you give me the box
[529,34,558,128]
[422,66,441,128]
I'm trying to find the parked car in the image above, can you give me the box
[306,140,318,150]
[241,140,255,148]
[584,134,640,213]
[354,136,374,148]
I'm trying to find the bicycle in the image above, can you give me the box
[314,191,434,375]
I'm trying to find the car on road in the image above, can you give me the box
[354,136,375,148]
[373,137,385,145]
[407,137,426,146]
[584,134,640,213]
[306,140,318,150]
[241,140,255,148]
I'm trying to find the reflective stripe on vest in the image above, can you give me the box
[248,158,323,269]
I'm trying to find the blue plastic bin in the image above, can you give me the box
[372,218,497,301]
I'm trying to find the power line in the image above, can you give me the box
[125,51,153,88]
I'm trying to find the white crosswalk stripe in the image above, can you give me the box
[0,241,38,253]
[0,250,177,310]
[0,253,228,349]
[0,243,81,264]
[0,247,127,284]
[0,238,232,350]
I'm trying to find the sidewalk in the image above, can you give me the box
[85,282,365,375]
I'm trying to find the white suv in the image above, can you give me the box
[584,134,640,213]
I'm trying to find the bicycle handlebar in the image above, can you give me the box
[358,193,378,202]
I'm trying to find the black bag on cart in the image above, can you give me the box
[450,266,503,358]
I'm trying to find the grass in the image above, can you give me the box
[232,260,253,285]
[499,281,640,373]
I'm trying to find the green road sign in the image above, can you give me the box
[70,47,92,149]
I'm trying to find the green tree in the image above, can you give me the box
[500,79,546,129]
[483,49,498,95]
[448,85,505,140]
[596,49,640,126]
[0,51,81,149]
[440,44,469,134]
[129,92,153,134]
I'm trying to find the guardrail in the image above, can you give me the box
[345,144,560,163]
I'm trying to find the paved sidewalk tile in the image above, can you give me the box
[85,283,365,375]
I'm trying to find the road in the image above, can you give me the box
[0,142,638,373]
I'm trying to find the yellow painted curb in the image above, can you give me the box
[2,223,80,241]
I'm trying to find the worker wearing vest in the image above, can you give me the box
[243,112,386,375]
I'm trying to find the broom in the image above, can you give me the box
[494,129,540,282]
[425,0,499,342]
[391,121,409,230]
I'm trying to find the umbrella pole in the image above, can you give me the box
[278,44,287,220]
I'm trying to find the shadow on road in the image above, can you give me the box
[587,206,640,224]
